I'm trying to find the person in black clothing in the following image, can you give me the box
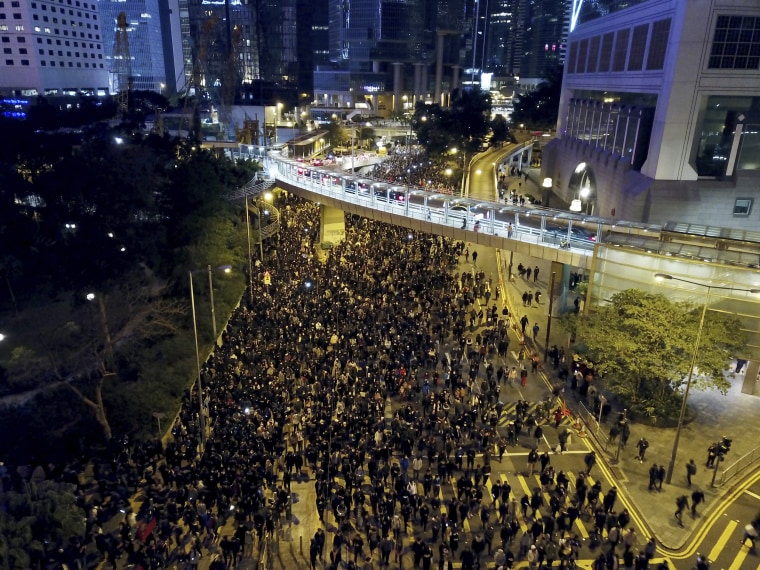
[675,495,689,527]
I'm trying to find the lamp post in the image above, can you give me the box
[245,195,253,302]
[543,271,557,362]
[188,270,206,451]
[208,264,231,341]
[654,273,760,483]
[542,177,552,207]
[189,264,232,449]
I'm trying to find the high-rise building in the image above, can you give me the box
[519,0,568,81]
[183,0,326,107]
[98,0,184,94]
[485,0,524,76]
[542,0,760,230]
[0,0,109,99]
[314,0,477,115]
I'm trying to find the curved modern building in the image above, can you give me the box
[542,0,760,231]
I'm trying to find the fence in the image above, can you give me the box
[576,400,610,450]
[718,444,760,486]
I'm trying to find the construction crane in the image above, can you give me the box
[181,16,218,142]
[111,12,133,121]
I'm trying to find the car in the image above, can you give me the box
[548,224,596,242]
[372,183,406,203]
[312,158,323,166]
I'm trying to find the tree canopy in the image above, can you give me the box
[411,88,492,158]
[510,65,563,130]
[562,289,746,420]
[0,125,258,450]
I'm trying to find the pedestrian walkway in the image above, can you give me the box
[492,239,760,554]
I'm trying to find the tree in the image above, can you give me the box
[325,119,349,148]
[358,126,376,150]
[0,481,85,569]
[412,88,492,158]
[562,289,745,421]
[490,114,511,147]
[510,65,563,130]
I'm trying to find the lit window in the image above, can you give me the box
[14,24,23,31]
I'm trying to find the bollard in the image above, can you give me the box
[300,534,303,555]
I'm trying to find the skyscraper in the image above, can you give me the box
[519,0,568,80]
[183,0,326,107]
[542,0,760,230]
[98,0,183,94]
[0,0,109,99]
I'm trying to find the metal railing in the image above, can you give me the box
[576,400,610,450]
[718,443,760,486]
[227,171,275,202]
[265,157,614,256]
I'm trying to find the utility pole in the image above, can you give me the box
[543,271,556,362]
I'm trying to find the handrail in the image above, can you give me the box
[265,156,601,255]
[719,443,760,486]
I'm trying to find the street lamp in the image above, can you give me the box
[189,264,232,450]
[207,264,231,341]
[654,273,760,483]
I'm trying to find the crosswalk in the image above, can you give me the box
[704,519,760,570]
[496,400,574,427]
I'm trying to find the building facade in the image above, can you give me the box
[98,0,184,95]
[542,0,760,230]
[0,0,109,98]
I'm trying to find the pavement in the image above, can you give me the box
[469,158,760,553]
[117,154,760,570]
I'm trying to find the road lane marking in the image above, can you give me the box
[728,542,748,570]
[744,489,760,501]
[709,519,737,562]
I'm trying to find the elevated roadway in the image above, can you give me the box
[264,155,659,271]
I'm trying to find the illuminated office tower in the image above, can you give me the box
[542,0,760,229]
[0,0,109,100]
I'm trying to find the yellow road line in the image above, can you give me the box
[728,541,748,570]
[709,520,737,562]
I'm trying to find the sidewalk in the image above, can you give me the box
[494,244,760,550]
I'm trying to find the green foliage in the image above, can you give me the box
[562,289,745,420]
[490,115,511,146]
[412,88,492,158]
[510,65,563,130]
[0,129,254,457]
[0,481,85,569]
[325,119,349,148]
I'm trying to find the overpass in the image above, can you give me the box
[264,154,659,271]
[259,153,760,366]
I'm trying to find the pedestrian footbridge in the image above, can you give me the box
[257,155,760,361]
[264,156,655,271]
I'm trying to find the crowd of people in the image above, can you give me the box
[1,186,671,570]
[373,148,458,194]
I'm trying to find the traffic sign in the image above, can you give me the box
[264,271,271,285]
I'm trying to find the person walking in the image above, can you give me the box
[740,522,759,549]
[472,251,478,265]
[526,267,532,281]
[675,495,689,527]
[691,489,705,516]
[584,451,597,475]
[656,465,666,491]
[533,266,540,282]
[648,464,658,491]
[520,315,529,334]
[527,449,539,476]
[532,322,540,341]
[636,438,649,463]
[686,459,697,486]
